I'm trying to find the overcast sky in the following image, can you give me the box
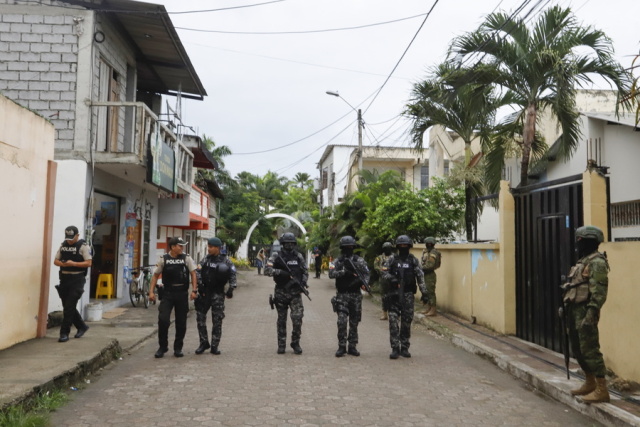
[153,0,640,182]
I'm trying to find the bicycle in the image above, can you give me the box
[129,265,154,308]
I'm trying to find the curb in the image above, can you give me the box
[417,316,640,427]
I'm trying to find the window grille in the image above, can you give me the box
[611,200,640,228]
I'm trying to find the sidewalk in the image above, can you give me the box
[0,273,639,426]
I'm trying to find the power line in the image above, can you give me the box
[20,0,287,14]
[175,12,429,34]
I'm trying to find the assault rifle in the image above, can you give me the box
[276,254,311,301]
[559,274,570,379]
[345,257,372,296]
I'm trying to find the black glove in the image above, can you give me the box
[301,281,308,289]
[420,294,429,304]
[226,288,234,299]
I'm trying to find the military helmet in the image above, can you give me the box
[395,235,413,247]
[424,237,436,245]
[339,235,357,248]
[207,237,222,247]
[382,241,393,249]
[575,226,604,243]
[279,232,297,244]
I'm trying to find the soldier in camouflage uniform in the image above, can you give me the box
[265,232,308,355]
[383,235,428,359]
[194,237,237,355]
[374,242,394,320]
[420,237,441,316]
[562,225,610,403]
[329,236,370,357]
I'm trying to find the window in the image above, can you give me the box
[420,166,429,189]
[95,58,121,152]
[444,160,450,176]
[321,167,328,190]
[611,200,640,228]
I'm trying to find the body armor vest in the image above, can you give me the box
[60,239,88,274]
[562,252,607,304]
[162,254,189,287]
[201,254,228,294]
[392,255,417,294]
[335,255,363,293]
[422,248,441,271]
[274,251,303,288]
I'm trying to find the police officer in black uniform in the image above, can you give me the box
[329,235,370,357]
[265,232,308,355]
[194,237,237,355]
[149,237,197,358]
[383,235,428,359]
[53,226,91,342]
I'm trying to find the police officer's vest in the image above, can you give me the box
[273,251,303,288]
[391,255,418,294]
[335,255,364,293]
[60,239,88,275]
[162,254,189,289]
[562,252,608,304]
[200,254,229,294]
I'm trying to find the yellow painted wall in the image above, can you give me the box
[0,96,55,349]
[598,241,640,382]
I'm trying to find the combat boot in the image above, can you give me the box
[277,346,285,354]
[420,304,432,315]
[581,377,610,404]
[571,373,596,396]
[291,342,303,355]
[426,305,437,317]
[335,346,346,357]
[210,346,221,355]
[400,347,411,358]
[195,342,210,354]
[347,346,360,356]
[389,347,400,359]
[380,311,388,320]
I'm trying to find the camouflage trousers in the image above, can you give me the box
[195,293,226,348]
[423,271,437,306]
[387,292,415,350]
[567,302,606,377]
[274,288,304,348]
[335,292,362,348]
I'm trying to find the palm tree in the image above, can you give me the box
[196,134,234,189]
[449,5,631,187]
[292,172,312,189]
[405,62,502,240]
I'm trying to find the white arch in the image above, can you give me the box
[237,213,308,261]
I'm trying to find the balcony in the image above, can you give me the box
[88,101,193,194]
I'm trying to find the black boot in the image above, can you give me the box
[195,342,210,354]
[348,346,360,356]
[210,346,221,355]
[389,347,400,359]
[277,346,285,354]
[58,335,69,343]
[335,346,346,357]
[400,347,411,358]
[291,342,303,355]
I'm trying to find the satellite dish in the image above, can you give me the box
[468,152,483,168]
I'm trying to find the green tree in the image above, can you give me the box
[291,172,313,189]
[450,5,631,187]
[195,134,233,189]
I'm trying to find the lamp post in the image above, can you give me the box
[326,91,363,174]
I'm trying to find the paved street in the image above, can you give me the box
[50,272,601,426]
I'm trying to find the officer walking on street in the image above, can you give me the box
[383,235,428,359]
[329,236,370,357]
[53,226,91,342]
[562,225,611,403]
[265,232,308,355]
[148,237,197,358]
[195,237,237,355]
[374,242,394,321]
[420,237,441,316]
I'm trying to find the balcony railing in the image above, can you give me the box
[89,101,193,192]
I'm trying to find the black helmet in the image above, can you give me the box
[339,235,357,248]
[382,242,393,249]
[279,232,297,244]
[575,226,604,243]
[395,235,413,247]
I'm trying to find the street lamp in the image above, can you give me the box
[326,91,363,174]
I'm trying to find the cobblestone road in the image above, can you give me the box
[50,272,601,426]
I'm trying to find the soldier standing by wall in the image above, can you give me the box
[313,247,323,279]
[383,235,428,359]
[194,237,237,355]
[329,236,370,357]
[265,232,308,355]
[420,237,441,316]
[53,226,91,343]
[374,242,394,320]
[562,225,610,403]
[148,237,197,358]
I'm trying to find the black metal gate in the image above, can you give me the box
[512,175,583,352]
